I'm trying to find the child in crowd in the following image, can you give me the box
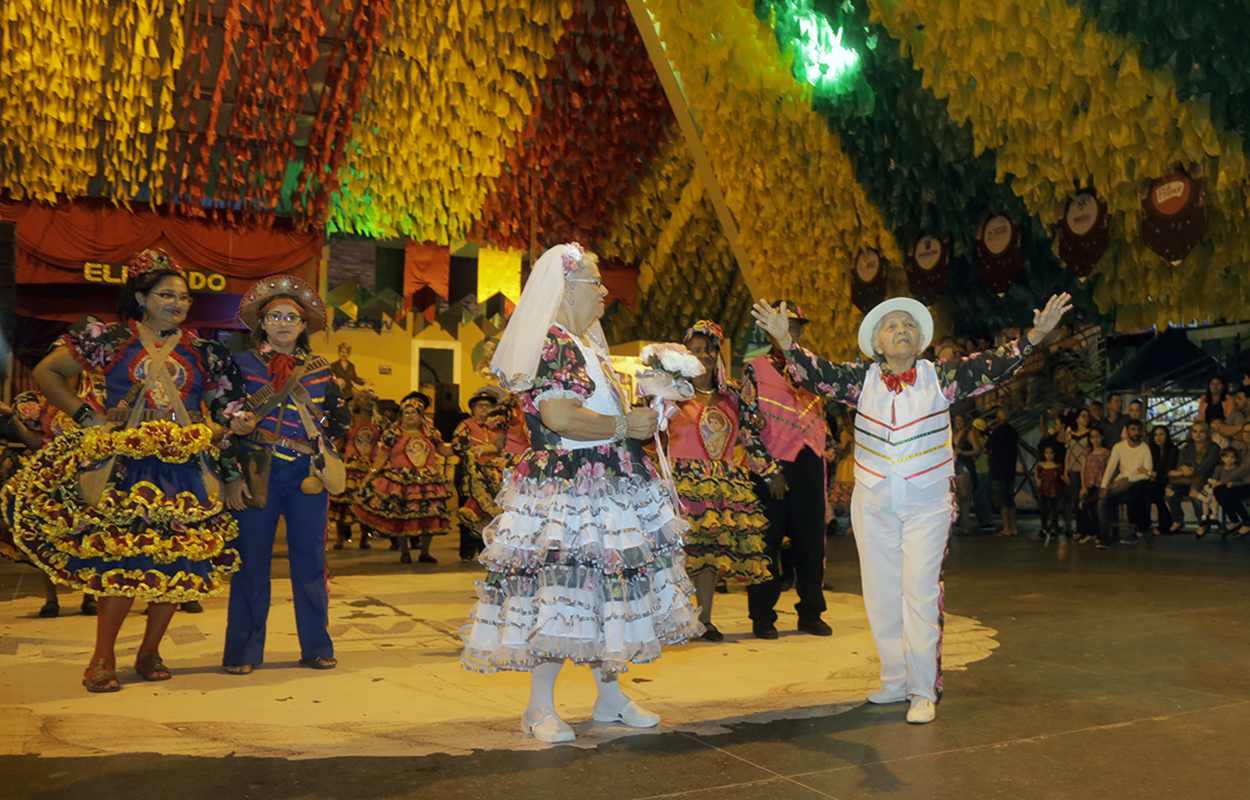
[1033,444,1064,543]
[1195,447,1245,538]
[1076,427,1110,543]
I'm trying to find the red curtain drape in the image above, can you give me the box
[0,199,321,293]
[404,241,450,319]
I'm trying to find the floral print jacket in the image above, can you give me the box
[782,338,1035,408]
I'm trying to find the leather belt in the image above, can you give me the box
[248,429,316,455]
[107,407,205,424]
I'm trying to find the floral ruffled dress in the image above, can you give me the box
[328,422,379,525]
[353,422,451,535]
[460,323,703,674]
[451,417,507,536]
[669,390,772,584]
[1,322,245,602]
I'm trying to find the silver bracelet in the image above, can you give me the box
[613,413,630,442]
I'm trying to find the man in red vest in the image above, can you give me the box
[740,302,833,640]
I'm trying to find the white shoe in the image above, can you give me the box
[866,687,907,704]
[591,699,660,728]
[522,708,575,743]
[906,697,936,724]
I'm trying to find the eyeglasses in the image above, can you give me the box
[264,312,305,325]
[567,278,603,287]
[151,291,192,306]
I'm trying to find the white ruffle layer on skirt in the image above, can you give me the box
[460,474,704,674]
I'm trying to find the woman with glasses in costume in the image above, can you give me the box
[460,243,702,744]
[3,249,246,692]
[452,386,507,561]
[221,276,349,675]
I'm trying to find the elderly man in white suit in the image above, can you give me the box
[752,292,1071,723]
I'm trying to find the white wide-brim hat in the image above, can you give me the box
[857,297,934,358]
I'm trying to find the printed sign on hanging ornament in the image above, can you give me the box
[1058,188,1110,281]
[904,233,949,306]
[1141,166,1207,265]
[975,214,1023,297]
[851,248,888,313]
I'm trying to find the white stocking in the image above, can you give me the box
[591,665,628,713]
[527,660,564,715]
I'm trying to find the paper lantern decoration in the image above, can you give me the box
[1058,188,1110,281]
[904,233,949,306]
[1141,167,1208,265]
[851,248,888,313]
[975,214,1023,297]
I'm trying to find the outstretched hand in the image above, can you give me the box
[1028,293,1074,344]
[751,300,792,350]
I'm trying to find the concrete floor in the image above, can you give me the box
[2,522,1249,799]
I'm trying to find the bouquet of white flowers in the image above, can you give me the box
[634,343,705,512]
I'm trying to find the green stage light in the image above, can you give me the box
[765,0,866,99]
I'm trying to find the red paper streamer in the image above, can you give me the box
[474,0,675,251]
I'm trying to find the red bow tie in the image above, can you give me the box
[881,368,917,393]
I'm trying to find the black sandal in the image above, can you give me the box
[83,658,121,693]
[135,651,172,681]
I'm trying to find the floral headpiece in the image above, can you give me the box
[683,319,727,392]
[401,392,431,413]
[127,248,183,280]
[561,242,588,275]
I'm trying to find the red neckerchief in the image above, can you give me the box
[267,352,298,390]
[881,368,917,393]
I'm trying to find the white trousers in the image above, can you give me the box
[851,474,954,703]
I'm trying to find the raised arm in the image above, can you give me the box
[938,293,1073,402]
[749,299,867,404]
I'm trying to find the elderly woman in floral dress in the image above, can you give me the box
[460,243,702,744]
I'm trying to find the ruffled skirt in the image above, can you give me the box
[460,444,703,675]
[327,455,372,524]
[1,426,240,602]
[457,455,506,536]
[672,458,770,584]
[353,465,451,535]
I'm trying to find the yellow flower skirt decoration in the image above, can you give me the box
[2,422,240,603]
[672,458,771,585]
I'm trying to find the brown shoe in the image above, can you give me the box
[134,651,172,681]
[299,656,338,670]
[83,658,120,693]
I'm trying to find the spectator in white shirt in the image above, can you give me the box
[1097,419,1154,548]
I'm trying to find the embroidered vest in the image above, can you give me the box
[749,355,826,462]
[854,360,953,488]
[235,350,332,443]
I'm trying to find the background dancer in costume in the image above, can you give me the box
[752,292,1071,724]
[4,249,246,692]
[331,390,379,550]
[222,276,348,675]
[670,321,773,641]
[452,388,507,562]
[460,243,701,744]
[740,302,832,640]
[355,392,453,564]
[0,351,106,618]
[486,390,530,465]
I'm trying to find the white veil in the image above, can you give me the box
[490,243,608,393]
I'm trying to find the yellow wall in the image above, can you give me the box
[310,319,414,401]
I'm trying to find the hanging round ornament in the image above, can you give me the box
[904,233,949,306]
[975,214,1023,297]
[1141,165,1208,265]
[1058,187,1110,281]
[851,248,889,313]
